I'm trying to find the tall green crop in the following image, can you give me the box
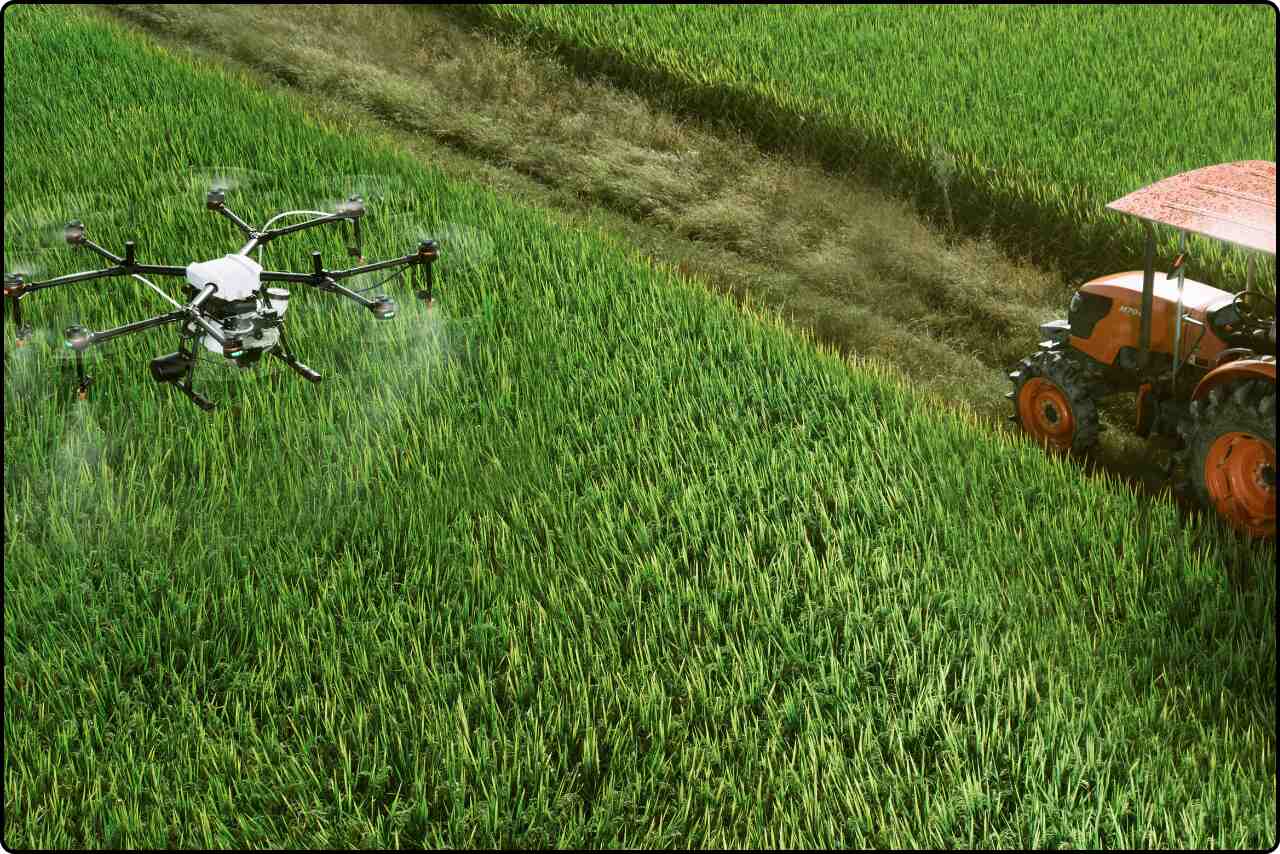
[4,6,1275,849]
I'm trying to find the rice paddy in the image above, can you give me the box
[466,4,1276,296]
[3,5,1275,849]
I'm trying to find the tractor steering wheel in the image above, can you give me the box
[1231,290,1275,328]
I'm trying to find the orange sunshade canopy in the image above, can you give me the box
[1106,160,1275,256]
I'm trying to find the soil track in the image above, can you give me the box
[86,4,1237,537]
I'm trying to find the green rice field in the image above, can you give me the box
[467,4,1276,294]
[3,5,1276,849]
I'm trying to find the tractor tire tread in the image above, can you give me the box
[1178,378,1277,539]
[1008,349,1104,453]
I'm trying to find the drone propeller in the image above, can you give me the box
[4,303,114,411]
[309,172,408,218]
[297,214,488,326]
[181,164,277,197]
[5,195,139,354]
[379,213,496,274]
[156,164,285,224]
[5,254,47,283]
[5,193,137,266]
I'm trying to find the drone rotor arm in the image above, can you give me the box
[78,237,126,267]
[213,204,256,239]
[78,308,189,348]
[13,260,189,296]
[16,265,128,295]
[315,275,381,309]
[324,253,417,281]
[241,212,352,256]
[257,252,415,290]
[256,269,321,286]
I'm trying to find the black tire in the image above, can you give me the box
[1007,349,1103,453]
[1178,379,1277,539]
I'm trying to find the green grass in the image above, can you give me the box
[463,4,1276,296]
[3,5,1276,849]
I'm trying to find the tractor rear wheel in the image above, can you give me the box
[1179,380,1276,540]
[1007,350,1102,453]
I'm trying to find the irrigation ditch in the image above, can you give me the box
[90,3,1256,550]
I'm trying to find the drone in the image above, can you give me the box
[3,185,439,411]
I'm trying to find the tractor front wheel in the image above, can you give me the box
[1180,380,1277,540]
[1007,350,1102,453]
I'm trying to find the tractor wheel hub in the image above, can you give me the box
[1205,431,1276,533]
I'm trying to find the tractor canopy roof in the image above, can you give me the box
[1106,160,1275,256]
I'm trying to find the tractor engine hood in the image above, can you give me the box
[1079,270,1234,315]
[1070,270,1236,368]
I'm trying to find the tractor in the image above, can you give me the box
[1008,161,1276,540]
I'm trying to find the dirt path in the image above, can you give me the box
[91,3,1192,507]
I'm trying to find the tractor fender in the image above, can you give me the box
[1191,356,1276,401]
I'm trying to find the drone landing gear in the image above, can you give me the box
[6,291,33,347]
[158,335,216,411]
[175,377,216,412]
[270,327,321,383]
[72,349,93,402]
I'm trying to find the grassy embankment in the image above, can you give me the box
[4,5,1276,849]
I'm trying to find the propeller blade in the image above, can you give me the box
[4,254,46,282]
[309,172,409,216]
[5,192,137,275]
[377,214,496,273]
[181,164,277,196]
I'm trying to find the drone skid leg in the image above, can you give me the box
[176,381,216,411]
[7,292,33,346]
[72,350,93,401]
[269,327,322,383]
[172,337,216,411]
[270,347,322,383]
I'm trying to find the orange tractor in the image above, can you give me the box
[1009,161,1276,540]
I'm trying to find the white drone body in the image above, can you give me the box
[185,254,287,357]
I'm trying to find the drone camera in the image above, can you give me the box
[150,351,194,384]
[369,296,398,321]
[64,221,86,246]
